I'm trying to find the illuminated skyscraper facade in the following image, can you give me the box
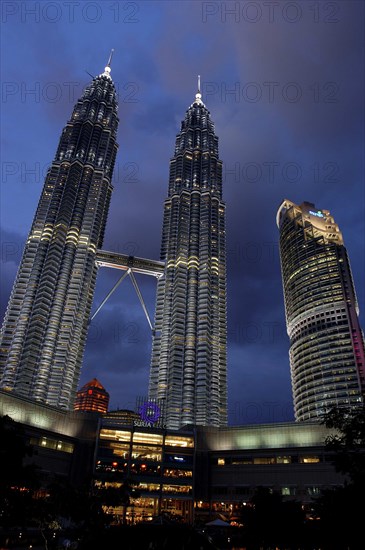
[277,200,365,421]
[0,59,119,410]
[149,83,227,429]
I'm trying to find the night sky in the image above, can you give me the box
[1,1,364,425]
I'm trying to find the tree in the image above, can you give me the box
[310,405,365,549]
[313,484,362,550]
[97,477,140,525]
[0,416,105,549]
[0,415,40,532]
[241,487,305,549]
[0,415,39,490]
[322,404,365,485]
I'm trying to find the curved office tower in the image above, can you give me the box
[0,57,119,410]
[277,200,365,421]
[149,82,227,430]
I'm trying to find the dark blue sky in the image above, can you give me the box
[1,1,364,424]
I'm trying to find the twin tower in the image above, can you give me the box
[0,59,364,428]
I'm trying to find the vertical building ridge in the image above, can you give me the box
[277,199,365,421]
[0,61,119,410]
[149,85,227,429]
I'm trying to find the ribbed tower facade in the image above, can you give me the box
[277,200,365,421]
[0,58,119,410]
[149,83,227,429]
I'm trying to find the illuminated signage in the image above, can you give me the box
[138,401,161,424]
[309,210,324,218]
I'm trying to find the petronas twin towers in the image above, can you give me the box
[1,56,364,428]
[0,60,227,428]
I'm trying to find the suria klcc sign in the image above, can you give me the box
[134,396,165,428]
[138,401,161,424]
[309,210,324,218]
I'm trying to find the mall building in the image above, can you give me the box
[0,390,346,524]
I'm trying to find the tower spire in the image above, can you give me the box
[195,74,203,105]
[107,48,114,68]
[102,49,114,78]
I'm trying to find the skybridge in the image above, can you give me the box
[90,250,165,332]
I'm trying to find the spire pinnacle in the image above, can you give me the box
[195,74,203,105]
[107,49,114,68]
[102,49,114,78]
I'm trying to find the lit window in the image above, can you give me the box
[164,435,194,448]
[281,487,296,496]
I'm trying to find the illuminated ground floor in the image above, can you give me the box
[104,496,193,524]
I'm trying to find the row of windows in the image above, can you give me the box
[29,436,74,454]
[96,459,193,477]
[97,451,194,469]
[99,429,194,448]
[96,480,192,495]
[212,486,322,497]
[215,455,323,466]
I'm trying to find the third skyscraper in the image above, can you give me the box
[277,200,365,421]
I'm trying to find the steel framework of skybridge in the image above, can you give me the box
[90,250,165,333]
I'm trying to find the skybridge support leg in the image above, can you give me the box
[129,270,154,332]
[89,269,131,323]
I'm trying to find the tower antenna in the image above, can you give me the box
[107,49,114,68]
[102,49,114,78]
[195,75,203,104]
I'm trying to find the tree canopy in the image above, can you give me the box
[322,404,365,485]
